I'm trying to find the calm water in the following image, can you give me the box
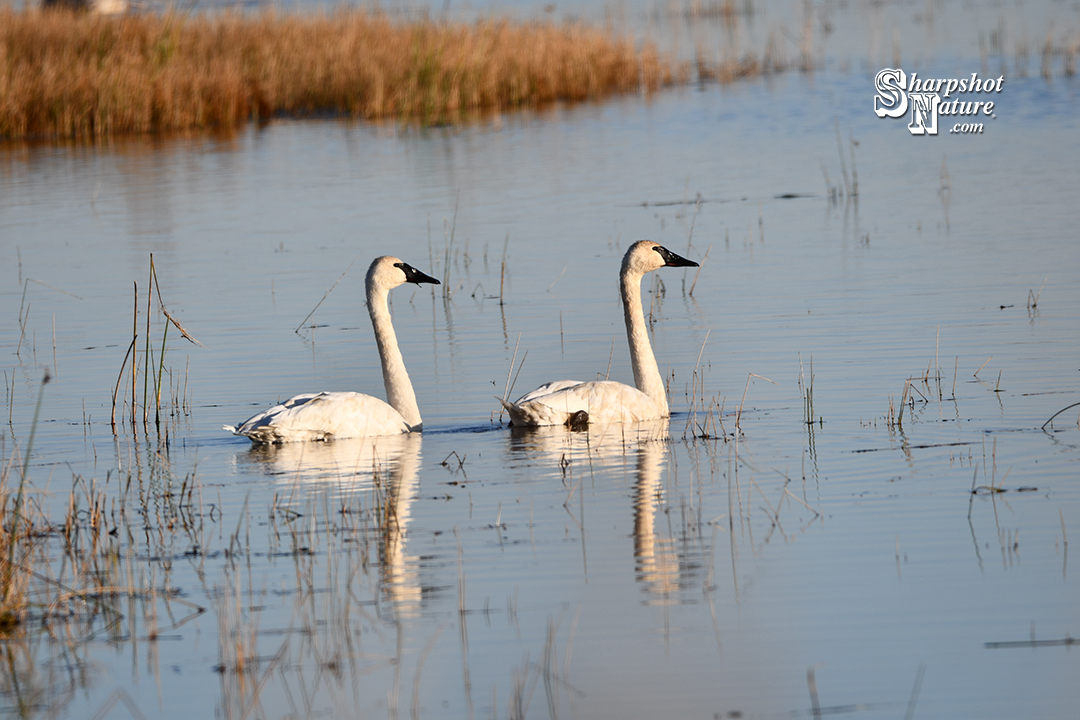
[2,2,1080,718]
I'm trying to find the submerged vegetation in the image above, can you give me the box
[0,7,682,139]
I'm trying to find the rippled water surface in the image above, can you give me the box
[2,3,1080,718]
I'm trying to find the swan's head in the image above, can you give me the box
[367,256,441,291]
[622,240,698,276]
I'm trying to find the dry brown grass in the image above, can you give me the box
[0,7,684,139]
[0,478,36,633]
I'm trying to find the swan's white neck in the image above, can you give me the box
[367,283,423,430]
[621,267,669,414]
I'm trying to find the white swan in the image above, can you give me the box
[500,240,698,427]
[225,256,439,443]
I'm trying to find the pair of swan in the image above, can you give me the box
[226,241,698,443]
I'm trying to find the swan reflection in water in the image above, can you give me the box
[232,433,424,616]
[630,434,683,604]
[507,420,692,605]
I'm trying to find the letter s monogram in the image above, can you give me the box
[874,68,908,118]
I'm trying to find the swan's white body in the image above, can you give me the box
[226,256,439,444]
[501,241,698,427]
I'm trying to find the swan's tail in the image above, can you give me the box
[224,422,277,444]
[497,396,588,428]
[496,397,524,427]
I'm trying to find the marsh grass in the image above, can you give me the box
[798,353,817,427]
[1,372,50,629]
[682,331,729,441]
[111,254,201,437]
[1,396,205,649]
[0,419,426,715]
[1,7,681,140]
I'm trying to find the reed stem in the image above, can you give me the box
[3,371,49,604]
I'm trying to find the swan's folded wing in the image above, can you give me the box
[228,391,411,443]
[514,380,586,404]
[505,380,665,426]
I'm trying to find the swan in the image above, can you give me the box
[225,256,439,443]
[500,240,698,427]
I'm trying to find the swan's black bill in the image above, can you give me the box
[653,245,699,268]
[396,262,441,285]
